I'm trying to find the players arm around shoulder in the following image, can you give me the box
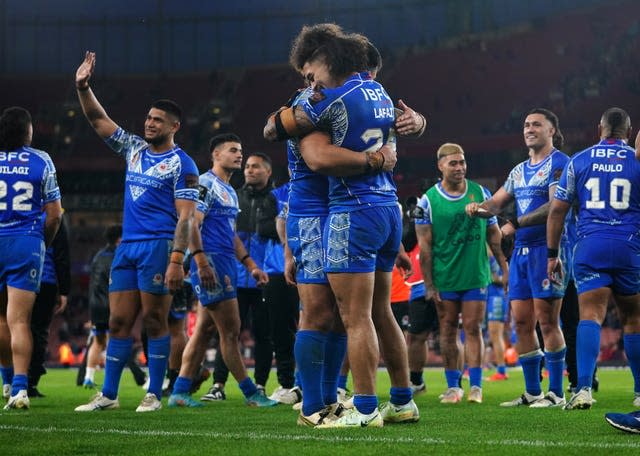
[299,131,396,176]
[75,51,119,139]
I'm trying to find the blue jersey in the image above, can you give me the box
[104,128,199,242]
[300,73,398,212]
[0,146,60,238]
[263,183,288,274]
[555,139,640,241]
[503,150,569,247]
[288,88,330,217]
[196,170,239,255]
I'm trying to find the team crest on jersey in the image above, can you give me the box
[129,185,146,201]
[153,273,163,286]
[517,198,532,214]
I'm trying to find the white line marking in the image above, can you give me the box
[1,424,639,448]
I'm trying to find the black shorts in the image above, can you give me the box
[391,301,409,331]
[408,296,439,335]
[90,300,109,333]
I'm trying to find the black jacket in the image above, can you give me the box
[235,183,279,240]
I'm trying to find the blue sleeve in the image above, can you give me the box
[550,153,569,188]
[103,127,146,159]
[174,154,200,202]
[300,87,343,125]
[555,159,575,203]
[414,194,432,225]
[41,153,61,203]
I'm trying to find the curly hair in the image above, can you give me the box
[289,24,368,81]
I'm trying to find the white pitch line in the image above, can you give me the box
[1,424,640,449]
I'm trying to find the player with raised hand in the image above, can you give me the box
[73,52,200,413]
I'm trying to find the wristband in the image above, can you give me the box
[77,84,90,92]
[508,217,519,229]
[365,150,385,173]
[190,249,204,256]
[240,254,250,264]
[194,251,209,268]
[547,248,559,259]
[170,251,184,265]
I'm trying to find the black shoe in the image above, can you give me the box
[189,367,211,394]
[592,375,600,393]
[28,387,45,398]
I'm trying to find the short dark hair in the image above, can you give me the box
[151,99,182,122]
[104,224,122,245]
[601,107,631,139]
[247,152,272,170]
[289,24,368,81]
[0,106,32,150]
[527,108,564,149]
[209,133,242,153]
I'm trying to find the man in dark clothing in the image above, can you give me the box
[28,215,71,397]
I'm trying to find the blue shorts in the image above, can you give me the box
[287,215,328,284]
[0,235,45,293]
[573,237,640,295]
[109,239,172,295]
[440,287,488,302]
[324,205,401,273]
[509,244,565,301]
[486,285,508,322]
[190,252,237,306]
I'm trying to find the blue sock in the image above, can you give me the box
[520,351,543,396]
[444,369,461,388]
[102,337,133,400]
[497,365,506,375]
[238,376,257,398]
[322,332,347,405]
[545,347,566,397]
[0,365,14,385]
[624,333,640,393]
[469,367,482,388]
[295,330,327,416]
[11,374,27,396]
[147,335,170,399]
[353,394,378,415]
[337,374,348,390]
[390,386,412,406]
[577,320,601,390]
[172,376,192,395]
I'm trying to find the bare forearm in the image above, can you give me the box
[518,202,550,227]
[301,145,368,176]
[173,217,192,252]
[44,216,62,248]
[546,203,568,250]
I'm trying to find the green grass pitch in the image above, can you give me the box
[1,368,640,455]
